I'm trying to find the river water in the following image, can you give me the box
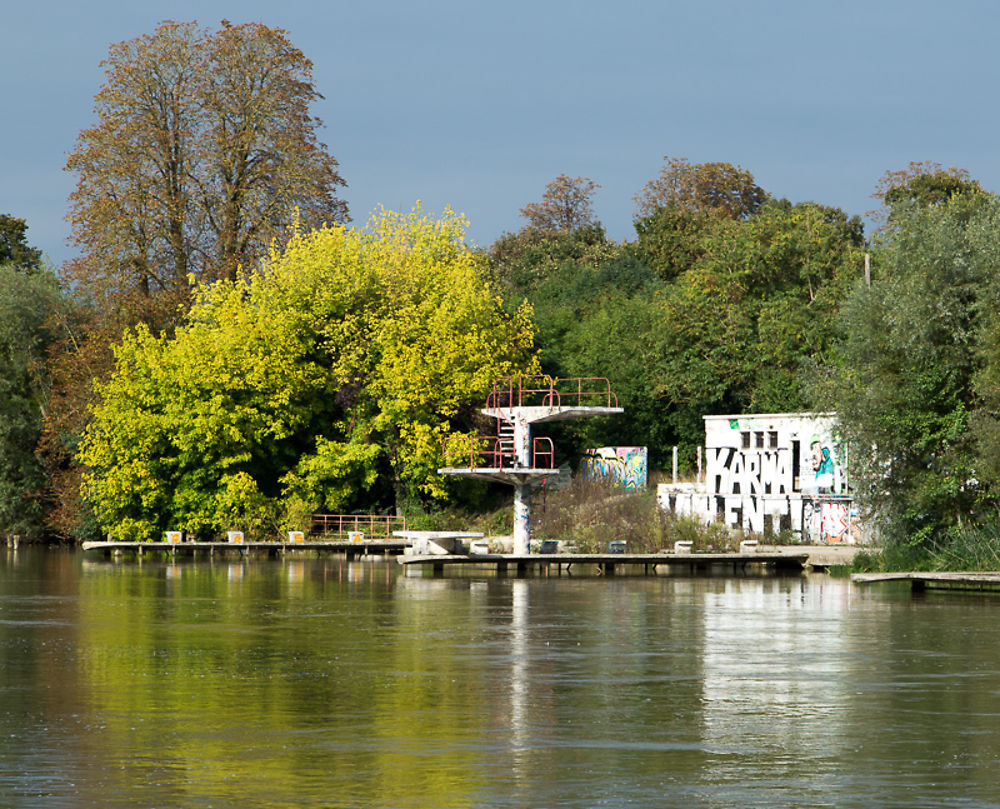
[2,548,999,808]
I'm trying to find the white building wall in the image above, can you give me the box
[658,413,861,544]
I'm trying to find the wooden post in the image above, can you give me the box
[865,253,871,288]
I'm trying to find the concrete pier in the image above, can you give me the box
[399,550,812,577]
[81,539,409,559]
[851,571,1000,592]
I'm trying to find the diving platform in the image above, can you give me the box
[440,375,624,555]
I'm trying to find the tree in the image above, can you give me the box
[0,263,66,539]
[633,156,768,220]
[829,191,1000,558]
[65,19,347,312]
[78,208,538,542]
[0,215,42,271]
[873,161,982,211]
[519,175,600,234]
[645,200,864,443]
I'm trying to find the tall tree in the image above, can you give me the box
[830,191,1000,557]
[519,175,600,234]
[65,19,347,311]
[0,215,42,271]
[643,199,864,446]
[0,264,66,539]
[634,156,768,220]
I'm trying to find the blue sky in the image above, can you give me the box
[4,0,998,266]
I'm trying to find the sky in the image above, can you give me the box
[4,0,1000,266]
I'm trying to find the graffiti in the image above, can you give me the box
[658,413,862,544]
[806,435,843,494]
[583,447,648,490]
[707,446,794,496]
[822,502,848,538]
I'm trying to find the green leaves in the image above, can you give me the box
[0,264,66,538]
[831,192,1000,553]
[79,208,539,540]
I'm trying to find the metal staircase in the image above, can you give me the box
[496,418,516,466]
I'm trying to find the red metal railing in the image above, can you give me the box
[442,435,556,470]
[443,436,509,469]
[310,514,406,538]
[532,437,555,469]
[486,375,618,409]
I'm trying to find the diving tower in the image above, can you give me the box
[439,375,624,554]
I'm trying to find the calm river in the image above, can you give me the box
[2,548,999,808]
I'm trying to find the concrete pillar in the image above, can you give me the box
[513,412,530,468]
[513,483,531,554]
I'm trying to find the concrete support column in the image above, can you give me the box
[513,412,530,468]
[513,483,531,555]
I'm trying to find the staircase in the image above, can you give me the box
[497,418,515,466]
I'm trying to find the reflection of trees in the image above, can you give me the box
[17,556,1000,806]
[66,556,426,805]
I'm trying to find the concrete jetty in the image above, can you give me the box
[80,539,409,559]
[851,571,1000,592]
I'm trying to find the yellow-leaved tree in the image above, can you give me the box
[79,207,538,541]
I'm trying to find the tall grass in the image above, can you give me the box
[931,523,1000,571]
[534,476,738,553]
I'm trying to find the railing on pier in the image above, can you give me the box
[310,514,406,539]
[486,375,619,410]
[442,435,556,470]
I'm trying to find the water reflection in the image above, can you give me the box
[509,579,530,776]
[4,551,1000,807]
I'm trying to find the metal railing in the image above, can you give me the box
[486,375,618,409]
[442,435,555,470]
[532,437,555,469]
[310,514,406,539]
[443,436,510,469]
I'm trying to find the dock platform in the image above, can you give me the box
[851,571,1000,592]
[81,540,409,559]
[398,551,812,577]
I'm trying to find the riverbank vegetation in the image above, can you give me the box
[5,19,1000,570]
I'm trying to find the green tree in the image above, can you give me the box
[873,161,983,214]
[830,191,1000,557]
[0,215,42,271]
[78,208,538,542]
[490,220,673,464]
[0,264,66,539]
[645,200,864,452]
[65,19,347,313]
[634,156,768,220]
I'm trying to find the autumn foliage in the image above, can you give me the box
[65,20,347,315]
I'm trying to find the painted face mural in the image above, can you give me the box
[811,438,836,493]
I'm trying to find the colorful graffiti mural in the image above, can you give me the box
[582,447,648,490]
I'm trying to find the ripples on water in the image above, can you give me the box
[2,548,1000,808]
